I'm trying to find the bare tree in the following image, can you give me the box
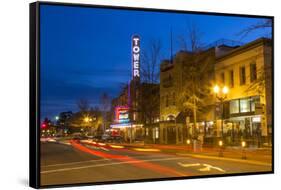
[178,23,204,52]
[77,99,90,113]
[177,24,213,139]
[139,39,162,125]
[238,19,272,39]
[141,39,162,83]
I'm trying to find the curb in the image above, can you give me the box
[176,153,272,167]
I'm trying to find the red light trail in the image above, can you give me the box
[70,140,191,177]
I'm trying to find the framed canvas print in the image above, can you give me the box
[29,1,274,188]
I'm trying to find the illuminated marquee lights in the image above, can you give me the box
[115,106,130,123]
[132,35,140,78]
[110,123,143,129]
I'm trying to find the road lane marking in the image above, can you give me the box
[41,159,110,168]
[41,156,186,175]
[59,142,71,145]
[178,162,226,173]
[176,153,271,167]
[178,163,201,167]
[110,145,124,149]
[199,164,226,173]
[100,147,109,151]
[133,148,161,152]
[84,144,109,151]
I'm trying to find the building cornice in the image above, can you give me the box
[216,38,272,62]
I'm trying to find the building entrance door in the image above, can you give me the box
[167,126,176,144]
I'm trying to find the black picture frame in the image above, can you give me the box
[29,1,274,188]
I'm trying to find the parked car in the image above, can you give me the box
[109,135,124,143]
[101,134,111,141]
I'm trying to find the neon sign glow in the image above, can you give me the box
[115,106,130,123]
[132,35,140,78]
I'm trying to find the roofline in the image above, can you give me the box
[216,37,272,62]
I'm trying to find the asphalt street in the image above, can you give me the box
[40,141,271,186]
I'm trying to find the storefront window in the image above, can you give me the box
[155,128,159,139]
[240,98,251,113]
[230,100,239,114]
[251,96,260,112]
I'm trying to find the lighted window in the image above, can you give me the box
[240,98,251,113]
[230,100,239,114]
[167,115,175,121]
[155,128,159,139]
[251,96,260,112]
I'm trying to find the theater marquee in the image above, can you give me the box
[132,35,140,79]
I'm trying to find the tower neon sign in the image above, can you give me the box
[132,35,140,79]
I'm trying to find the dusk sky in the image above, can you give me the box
[40,4,271,121]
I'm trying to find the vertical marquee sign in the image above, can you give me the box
[131,35,140,122]
[132,35,140,81]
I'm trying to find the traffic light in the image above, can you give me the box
[41,123,47,128]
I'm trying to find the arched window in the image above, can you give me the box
[167,115,175,121]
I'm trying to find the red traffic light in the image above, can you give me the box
[41,123,47,128]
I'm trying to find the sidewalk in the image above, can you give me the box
[117,142,272,164]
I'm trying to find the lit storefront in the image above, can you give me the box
[222,96,264,143]
[215,38,272,145]
[110,105,144,142]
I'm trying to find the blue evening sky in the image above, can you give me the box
[40,4,271,121]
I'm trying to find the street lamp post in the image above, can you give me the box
[241,140,247,159]
[186,139,191,152]
[218,140,224,157]
[213,85,229,139]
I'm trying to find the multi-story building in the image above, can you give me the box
[159,48,218,144]
[110,81,160,142]
[215,38,272,145]
[159,38,272,145]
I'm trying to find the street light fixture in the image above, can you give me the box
[218,140,223,147]
[84,117,90,123]
[213,84,229,139]
[218,140,224,157]
[213,85,219,94]
[241,140,247,159]
[186,139,191,152]
[241,141,246,148]
[222,86,229,94]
